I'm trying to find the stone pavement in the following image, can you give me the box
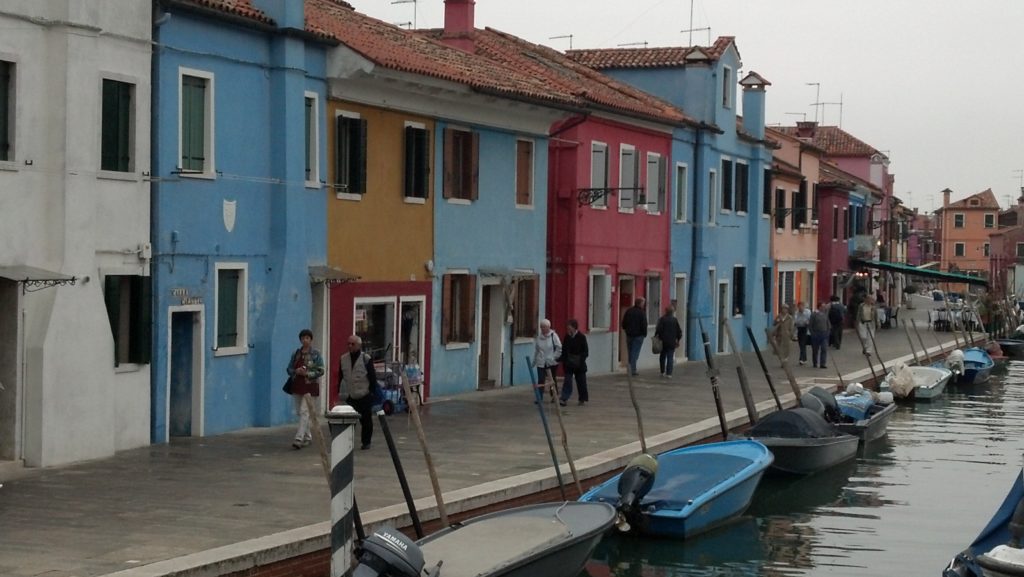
[0,295,979,577]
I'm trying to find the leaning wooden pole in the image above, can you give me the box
[764,327,802,402]
[911,319,932,363]
[853,320,880,384]
[698,319,731,439]
[542,366,582,496]
[867,322,888,373]
[903,321,921,365]
[621,363,648,454]
[942,292,962,349]
[399,375,448,527]
[747,326,783,411]
[721,318,757,426]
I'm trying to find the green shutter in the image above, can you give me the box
[0,61,8,161]
[416,128,430,198]
[101,80,132,172]
[129,276,152,364]
[351,118,367,194]
[335,114,346,190]
[217,269,239,348]
[104,276,122,367]
[304,97,312,181]
[403,126,416,197]
[181,76,205,171]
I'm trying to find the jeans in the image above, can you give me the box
[626,336,644,375]
[560,366,588,403]
[659,345,676,376]
[346,394,374,447]
[292,393,312,441]
[797,327,809,362]
[811,333,828,368]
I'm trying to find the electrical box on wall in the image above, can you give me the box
[139,242,152,259]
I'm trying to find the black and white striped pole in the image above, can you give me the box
[327,404,360,577]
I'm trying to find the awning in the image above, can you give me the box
[917,261,941,270]
[308,265,359,284]
[477,268,536,278]
[850,258,988,287]
[0,265,77,290]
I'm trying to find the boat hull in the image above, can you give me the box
[417,502,615,577]
[835,401,897,442]
[758,435,860,475]
[579,440,773,539]
[995,339,1024,359]
[907,365,953,401]
[960,348,996,385]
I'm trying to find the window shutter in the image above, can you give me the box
[0,61,9,161]
[762,168,772,216]
[304,98,312,181]
[130,275,152,364]
[516,141,532,205]
[721,159,733,210]
[417,128,430,198]
[335,114,346,189]
[441,274,452,344]
[469,131,480,201]
[465,274,477,341]
[349,118,367,194]
[404,126,416,197]
[528,275,539,328]
[104,276,122,367]
[657,157,667,212]
[736,163,748,212]
[183,77,206,171]
[442,128,454,199]
[218,270,239,348]
[798,179,808,226]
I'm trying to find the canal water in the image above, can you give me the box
[583,361,1024,576]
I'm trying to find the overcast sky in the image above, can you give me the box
[353,0,1024,213]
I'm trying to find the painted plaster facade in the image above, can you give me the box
[150,1,330,442]
[936,187,1000,279]
[0,2,152,468]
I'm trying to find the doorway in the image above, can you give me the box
[398,299,424,367]
[617,275,636,368]
[717,281,730,353]
[167,307,203,438]
[0,279,20,461]
[479,284,503,389]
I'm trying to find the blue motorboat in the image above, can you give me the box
[944,468,1024,577]
[579,440,773,539]
[960,347,995,385]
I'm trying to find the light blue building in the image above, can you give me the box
[569,39,774,358]
[150,0,332,441]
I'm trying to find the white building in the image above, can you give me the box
[0,1,152,470]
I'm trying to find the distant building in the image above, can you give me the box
[934,187,1000,281]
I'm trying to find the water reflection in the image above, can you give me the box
[584,361,1024,576]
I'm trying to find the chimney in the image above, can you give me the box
[795,121,817,139]
[251,0,304,29]
[942,187,952,209]
[739,72,770,140]
[442,0,476,53]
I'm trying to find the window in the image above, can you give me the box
[795,180,808,227]
[590,142,608,208]
[984,243,991,257]
[721,159,733,211]
[304,94,318,185]
[215,264,248,355]
[646,275,661,325]
[513,276,539,337]
[732,266,746,316]
[645,153,666,213]
[843,208,850,240]
[674,163,688,221]
[441,273,476,343]
[355,299,395,359]
[515,139,534,207]
[985,214,995,228]
[735,162,749,213]
[774,188,786,229]
[589,271,611,330]
[708,170,718,224]
[761,266,771,313]
[762,169,772,217]
[618,145,638,211]
[404,123,430,199]
[954,242,966,257]
[778,270,795,311]
[1016,243,1024,258]
[103,275,151,366]
[101,79,134,172]
[954,213,965,228]
[0,60,11,161]
[722,65,733,109]
[443,127,478,201]
[335,112,367,196]
[179,70,213,174]
[832,206,839,240]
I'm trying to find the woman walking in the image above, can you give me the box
[534,318,562,402]
[285,329,325,449]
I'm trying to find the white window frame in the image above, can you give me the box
[953,213,965,228]
[402,120,429,205]
[722,65,733,109]
[588,269,612,331]
[708,169,718,225]
[97,72,139,179]
[304,91,320,189]
[618,144,637,213]
[335,109,363,201]
[1016,243,1024,258]
[735,160,748,214]
[646,274,662,325]
[674,162,688,222]
[644,152,661,214]
[590,141,608,210]
[984,242,991,257]
[954,242,966,257]
[178,67,215,179]
[985,213,995,229]
[0,54,17,170]
[213,262,248,357]
[708,266,717,325]
[514,137,535,209]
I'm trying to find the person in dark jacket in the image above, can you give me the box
[828,295,846,349]
[809,302,831,369]
[654,307,683,378]
[621,297,647,376]
[558,319,589,406]
[338,335,379,450]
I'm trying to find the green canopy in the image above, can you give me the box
[850,258,988,287]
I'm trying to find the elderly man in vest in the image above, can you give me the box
[339,335,379,450]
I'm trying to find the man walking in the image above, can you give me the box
[621,297,647,376]
[338,335,379,450]
[794,301,811,365]
[828,295,846,349]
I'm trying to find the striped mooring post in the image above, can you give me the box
[327,404,361,577]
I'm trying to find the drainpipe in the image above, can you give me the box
[685,124,707,359]
[150,1,165,443]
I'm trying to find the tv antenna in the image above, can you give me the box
[549,34,573,50]
[1014,169,1024,194]
[617,41,649,48]
[813,93,844,127]
[391,0,417,29]
[806,82,820,122]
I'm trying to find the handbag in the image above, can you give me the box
[651,335,663,354]
[282,376,293,395]
[565,353,584,370]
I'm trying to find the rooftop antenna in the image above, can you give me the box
[391,0,417,29]
[806,82,821,123]
[680,26,711,46]
[393,21,412,29]
[549,34,573,49]
[1014,169,1024,195]
[784,112,807,122]
[817,93,844,127]
[617,41,649,48]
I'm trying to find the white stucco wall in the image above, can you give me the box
[0,4,152,467]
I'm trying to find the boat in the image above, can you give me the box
[578,440,773,539]
[354,501,616,577]
[944,468,1024,577]
[960,347,996,385]
[744,407,860,475]
[805,385,897,443]
[882,363,953,401]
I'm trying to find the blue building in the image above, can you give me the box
[569,39,774,358]
[150,0,332,441]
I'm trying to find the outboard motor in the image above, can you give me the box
[354,527,427,577]
[946,349,965,378]
[614,453,658,532]
[976,498,1024,575]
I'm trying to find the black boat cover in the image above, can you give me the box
[749,408,838,439]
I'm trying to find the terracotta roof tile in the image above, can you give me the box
[565,37,735,69]
[943,188,1001,210]
[176,0,274,25]
[776,125,880,157]
[819,162,882,194]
